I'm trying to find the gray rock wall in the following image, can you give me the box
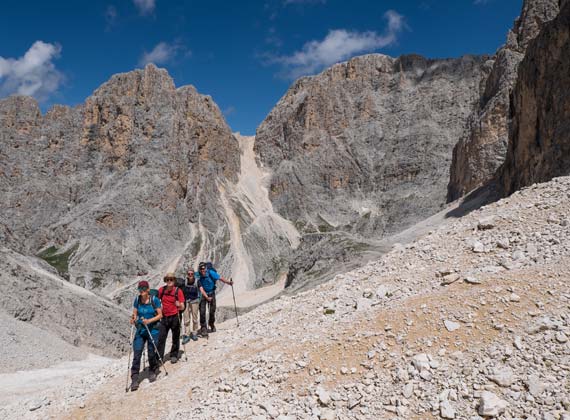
[0,246,130,356]
[255,54,487,240]
[500,1,570,194]
[0,64,240,294]
[448,0,559,201]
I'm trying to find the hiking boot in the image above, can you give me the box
[149,370,157,383]
[130,374,140,391]
[190,333,198,341]
[209,325,216,333]
[170,355,178,364]
[182,335,190,345]
[198,327,208,337]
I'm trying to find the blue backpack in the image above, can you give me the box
[205,262,217,273]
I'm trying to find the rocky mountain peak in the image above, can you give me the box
[448,0,559,201]
[255,51,488,290]
[510,0,560,51]
[500,0,570,194]
[0,95,41,134]
[0,64,240,297]
[91,63,176,100]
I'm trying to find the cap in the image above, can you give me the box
[138,280,150,289]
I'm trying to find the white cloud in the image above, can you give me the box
[0,41,64,102]
[271,10,405,79]
[138,42,185,66]
[105,5,118,31]
[223,106,236,117]
[133,0,155,15]
[283,0,326,5]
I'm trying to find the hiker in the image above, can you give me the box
[156,272,185,364]
[196,262,233,336]
[181,269,200,344]
[130,280,162,391]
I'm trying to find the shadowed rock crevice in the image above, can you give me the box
[448,0,559,201]
[500,0,570,194]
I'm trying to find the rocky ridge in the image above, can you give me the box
[448,0,559,201]
[0,64,298,306]
[500,0,570,195]
[7,175,569,420]
[256,53,486,236]
[0,246,130,358]
[255,53,489,290]
[0,64,240,296]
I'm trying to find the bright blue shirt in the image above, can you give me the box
[196,269,220,294]
[133,295,161,322]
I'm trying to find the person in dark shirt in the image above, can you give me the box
[181,269,200,343]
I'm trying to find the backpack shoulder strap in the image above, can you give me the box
[150,296,158,316]
[159,287,182,300]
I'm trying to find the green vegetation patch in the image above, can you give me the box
[37,245,78,278]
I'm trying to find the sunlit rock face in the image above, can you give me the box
[255,53,489,289]
[256,53,487,238]
[0,64,240,294]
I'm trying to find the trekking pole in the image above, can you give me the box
[230,278,239,327]
[206,299,210,341]
[143,323,168,376]
[125,324,135,393]
[179,310,188,362]
[142,346,146,373]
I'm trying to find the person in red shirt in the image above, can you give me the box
[156,272,185,364]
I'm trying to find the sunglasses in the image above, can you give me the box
[138,287,149,292]
[165,278,175,282]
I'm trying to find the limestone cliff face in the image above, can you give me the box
[0,246,130,356]
[0,64,240,294]
[256,54,487,239]
[448,0,559,201]
[500,0,570,194]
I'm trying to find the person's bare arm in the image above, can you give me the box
[130,308,138,324]
[220,276,234,286]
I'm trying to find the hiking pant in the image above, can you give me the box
[199,292,216,328]
[131,327,159,376]
[157,314,180,359]
[183,300,200,334]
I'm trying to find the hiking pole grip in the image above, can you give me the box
[231,278,239,327]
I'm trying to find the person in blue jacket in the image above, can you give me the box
[196,262,233,337]
[129,280,162,391]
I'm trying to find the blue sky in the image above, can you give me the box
[0,0,523,135]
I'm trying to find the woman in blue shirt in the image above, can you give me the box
[129,280,162,391]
